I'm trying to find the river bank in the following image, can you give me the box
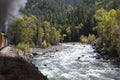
[0,46,48,80]
[92,43,120,63]
[29,43,69,56]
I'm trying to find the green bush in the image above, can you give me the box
[80,35,89,43]
[47,42,51,47]
[80,34,96,43]
[117,40,120,57]
[88,34,96,43]
[17,43,29,55]
[42,40,47,48]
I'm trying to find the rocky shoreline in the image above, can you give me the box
[92,44,120,63]
[0,46,48,80]
[29,43,69,56]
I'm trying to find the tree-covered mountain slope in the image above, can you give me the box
[9,0,120,58]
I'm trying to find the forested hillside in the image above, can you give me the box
[8,0,120,58]
[22,0,120,42]
[23,0,97,42]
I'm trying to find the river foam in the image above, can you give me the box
[33,43,120,80]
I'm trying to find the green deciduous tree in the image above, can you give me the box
[37,27,44,47]
[95,9,120,57]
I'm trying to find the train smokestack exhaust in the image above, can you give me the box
[0,0,27,33]
[0,0,27,49]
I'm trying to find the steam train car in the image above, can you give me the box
[0,33,7,49]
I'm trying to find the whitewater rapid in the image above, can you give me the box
[33,43,120,80]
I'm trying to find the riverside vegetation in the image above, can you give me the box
[7,0,120,59]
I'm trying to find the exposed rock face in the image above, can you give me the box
[0,45,18,57]
[0,46,48,80]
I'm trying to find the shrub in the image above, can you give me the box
[17,43,29,55]
[42,40,47,48]
[80,35,89,43]
[117,40,120,57]
[47,42,51,47]
[80,34,96,43]
[88,34,96,43]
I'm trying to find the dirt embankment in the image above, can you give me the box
[0,46,48,80]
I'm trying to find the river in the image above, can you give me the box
[32,43,120,80]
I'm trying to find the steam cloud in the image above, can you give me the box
[0,0,27,33]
